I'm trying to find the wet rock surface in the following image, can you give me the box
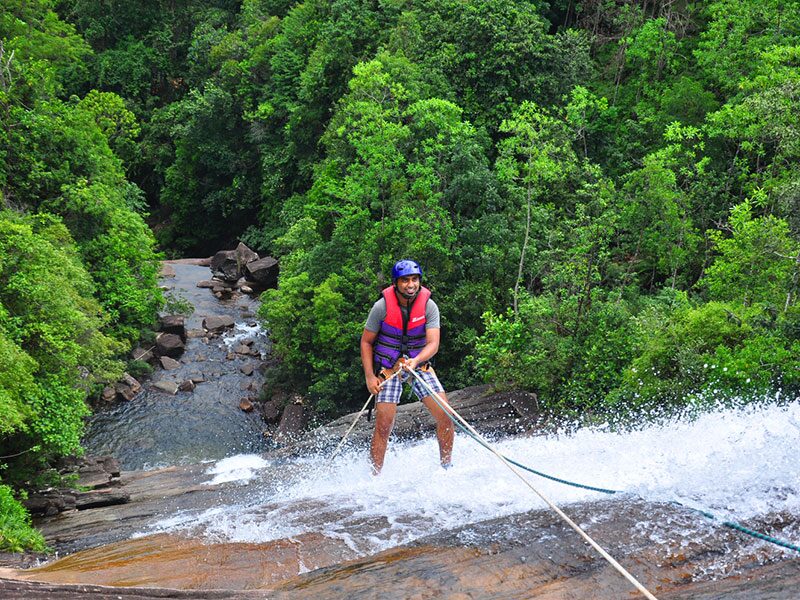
[2,497,797,598]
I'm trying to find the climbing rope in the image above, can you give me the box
[409,375,800,556]
[406,367,660,600]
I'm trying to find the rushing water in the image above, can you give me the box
[145,399,799,569]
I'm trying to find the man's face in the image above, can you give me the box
[395,274,420,299]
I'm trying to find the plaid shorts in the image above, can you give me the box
[376,366,444,404]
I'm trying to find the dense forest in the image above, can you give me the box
[2,0,799,550]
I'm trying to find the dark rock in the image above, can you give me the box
[23,490,76,516]
[114,383,136,402]
[210,244,258,282]
[261,400,281,423]
[159,356,181,370]
[210,250,242,282]
[203,315,235,332]
[286,385,543,457]
[244,256,279,287]
[235,242,259,266]
[179,380,196,392]
[75,489,130,510]
[155,333,185,358]
[159,315,186,340]
[275,403,306,442]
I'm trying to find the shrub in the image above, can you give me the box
[0,484,46,553]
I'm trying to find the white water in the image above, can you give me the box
[149,399,800,560]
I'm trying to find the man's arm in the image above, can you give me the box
[361,329,382,395]
[404,327,440,371]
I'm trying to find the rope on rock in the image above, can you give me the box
[406,367,660,600]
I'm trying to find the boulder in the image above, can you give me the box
[210,250,241,282]
[178,380,196,392]
[210,243,258,282]
[155,333,185,358]
[240,363,255,376]
[244,256,279,287]
[202,315,235,332]
[235,242,259,266]
[159,356,181,370]
[152,381,179,395]
[114,383,136,402]
[100,386,116,403]
[130,346,153,362]
[261,400,281,423]
[239,398,254,412]
[275,403,306,442]
[120,373,141,394]
[196,280,216,289]
[159,315,186,340]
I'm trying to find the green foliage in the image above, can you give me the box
[0,213,125,457]
[46,180,163,343]
[0,4,164,532]
[31,0,800,426]
[611,295,800,408]
[0,484,46,552]
[125,359,154,380]
[702,201,799,307]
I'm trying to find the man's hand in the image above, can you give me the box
[366,373,383,395]
[403,356,420,372]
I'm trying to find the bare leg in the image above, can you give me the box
[370,402,397,474]
[422,393,454,467]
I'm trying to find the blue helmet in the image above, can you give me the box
[391,259,423,281]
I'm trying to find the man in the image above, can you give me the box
[360,259,454,474]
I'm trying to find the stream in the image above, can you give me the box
[82,263,271,469]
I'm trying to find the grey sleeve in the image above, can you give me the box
[364,298,386,332]
[426,299,440,329]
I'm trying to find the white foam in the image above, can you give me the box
[222,322,269,357]
[204,454,269,485]
[155,400,799,557]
